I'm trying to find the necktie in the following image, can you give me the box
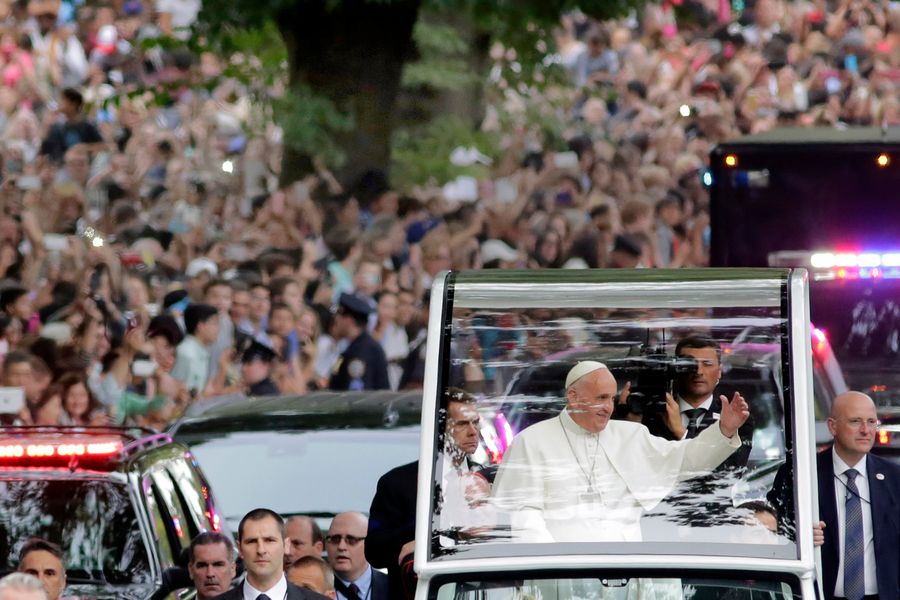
[683,408,706,438]
[843,468,865,600]
[347,583,362,600]
[256,594,271,600]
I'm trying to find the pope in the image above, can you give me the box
[491,361,750,542]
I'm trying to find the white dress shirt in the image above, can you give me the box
[243,574,288,600]
[832,450,877,597]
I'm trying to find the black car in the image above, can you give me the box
[0,426,228,600]
[168,391,422,532]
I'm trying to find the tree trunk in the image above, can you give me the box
[276,0,421,188]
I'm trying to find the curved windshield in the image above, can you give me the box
[0,475,151,584]
[429,273,798,560]
[184,428,420,530]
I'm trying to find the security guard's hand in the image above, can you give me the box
[813,521,825,547]
[618,382,643,423]
[663,393,686,439]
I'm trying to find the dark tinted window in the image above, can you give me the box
[0,477,150,583]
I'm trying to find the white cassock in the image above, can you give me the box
[491,408,741,542]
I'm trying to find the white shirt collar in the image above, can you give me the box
[243,574,287,600]
[561,407,600,437]
[832,448,868,479]
[441,450,470,479]
[678,395,714,413]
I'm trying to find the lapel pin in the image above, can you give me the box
[876,473,885,480]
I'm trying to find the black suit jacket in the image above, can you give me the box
[367,461,418,600]
[815,448,900,600]
[211,579,328,600]
[334,570,389,600]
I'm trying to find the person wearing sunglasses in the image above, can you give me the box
[324,513,386,600]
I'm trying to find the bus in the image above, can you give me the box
[414,269,820,599]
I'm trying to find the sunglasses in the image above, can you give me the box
[324,534,365,546]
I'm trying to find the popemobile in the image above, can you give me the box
[414,269,823,599]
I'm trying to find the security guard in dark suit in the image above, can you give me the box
[329,293,390,391]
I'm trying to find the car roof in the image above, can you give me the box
[169,391,423,436]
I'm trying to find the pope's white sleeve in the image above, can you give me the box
[678,421,741,480]
[491,433,554,543]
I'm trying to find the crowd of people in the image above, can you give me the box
[0,0,897,428]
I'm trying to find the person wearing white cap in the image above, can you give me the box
[492,361,749,543]
[185,258,219,302]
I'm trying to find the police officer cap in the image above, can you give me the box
[241,339,278,363]
[565,361,608,389]
[338,292,373,319]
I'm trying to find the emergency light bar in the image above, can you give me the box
[768,251,900,281]
[0,439,124,466]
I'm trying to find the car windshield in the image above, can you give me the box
[0,475,151,584]
[433,574,801,599]
[184,427,420,529]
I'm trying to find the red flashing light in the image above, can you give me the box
[0,440,123,461]
[876,153,890,168]
[812,328,828,355]
[877,429,890,445]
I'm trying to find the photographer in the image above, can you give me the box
[619,336,752,455]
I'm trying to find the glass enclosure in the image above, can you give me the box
[427,270,800,561]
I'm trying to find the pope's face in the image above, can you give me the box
[566,369,617,433]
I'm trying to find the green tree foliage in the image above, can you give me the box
[194,0,647,186]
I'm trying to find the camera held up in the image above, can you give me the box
[609,347,698,414]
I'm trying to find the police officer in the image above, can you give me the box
[241,340,281,396]
[329,293,390,391]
